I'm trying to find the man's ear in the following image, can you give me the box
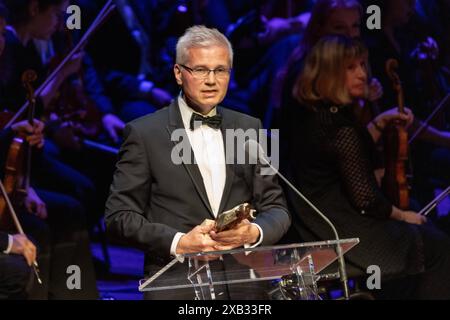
[174,64,183,86]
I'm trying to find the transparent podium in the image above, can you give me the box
[139,239,359,300]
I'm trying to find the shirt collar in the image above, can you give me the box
[178,94,217,130]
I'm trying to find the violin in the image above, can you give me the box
[382,59,410,209]
[1,1,116,151]
[0,70,42,284]
[2,0,116,129]
[45,29,102,151]
[0,70,37,231]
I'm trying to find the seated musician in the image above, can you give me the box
[0,3,98,299]
[0,118,99,299]
[0,0,114,234]
[0,120,41,300]
[77,0,174,123]
[0,0,124,145]
[283,35,450,299]
[362,0,450,216]
[0,232,35,299]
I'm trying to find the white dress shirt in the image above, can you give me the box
[179,96,226,216]
[170,95,263,258]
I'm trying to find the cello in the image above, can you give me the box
[382,59,410,210]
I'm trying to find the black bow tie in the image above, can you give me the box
[190,113,222,130]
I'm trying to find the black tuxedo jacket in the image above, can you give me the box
[105,100,290,271]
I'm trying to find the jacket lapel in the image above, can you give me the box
[217,107,236,214]
[166,100,215,217]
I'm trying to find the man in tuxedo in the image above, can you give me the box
[105,25,290,299]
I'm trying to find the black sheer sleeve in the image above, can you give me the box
[330,126,392,219]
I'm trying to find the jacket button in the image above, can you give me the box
[330,106,339,113]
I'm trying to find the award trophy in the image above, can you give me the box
[214,203,256,232]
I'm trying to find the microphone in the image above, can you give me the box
[244,139,350,300]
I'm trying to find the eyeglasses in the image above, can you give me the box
[179,64,231,79]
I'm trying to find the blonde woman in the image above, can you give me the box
[285,35,450,299]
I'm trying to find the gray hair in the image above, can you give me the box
[176,25,233,67]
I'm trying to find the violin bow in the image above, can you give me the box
[0,180,42,284]
[21,70,38,194]
[419,186,450,216]
[409,92,450,144]
[4,0,116,129]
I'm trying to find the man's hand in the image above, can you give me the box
[209,219,260,251]
[11,119,45,148]
[175,224,219,255]
[10,234,37,266]
[25,187,47,220]
[102,113,125,143]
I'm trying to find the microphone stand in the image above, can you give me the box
[250,143,350,299]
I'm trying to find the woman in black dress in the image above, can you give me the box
[284,35,450,299]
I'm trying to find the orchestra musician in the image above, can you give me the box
[0,1,98,299]
[284,35,450,299]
